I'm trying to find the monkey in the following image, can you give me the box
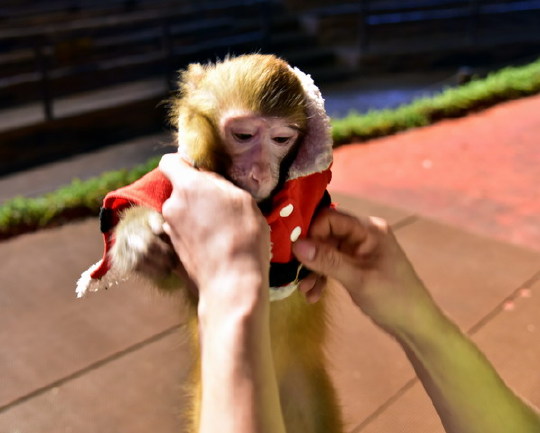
[76,54,342,433]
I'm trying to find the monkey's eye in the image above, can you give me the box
[233,133,254,141]
[273,137,292,145]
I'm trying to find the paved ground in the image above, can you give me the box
[331,93,540,253]
[1,92,539,432]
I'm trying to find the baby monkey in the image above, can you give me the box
[111,55,308,282]
[88,54,342,432]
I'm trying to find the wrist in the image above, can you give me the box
[197,271,283,433]
[198,266,269,329]
[391,292,450,349]
[198,271,270,384]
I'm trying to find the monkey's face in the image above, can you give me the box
[221,113,300,202]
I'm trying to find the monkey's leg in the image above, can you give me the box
[183,311,202,433]
[182,291,343,433]
[270,291,344,433]
[111,206,186,291]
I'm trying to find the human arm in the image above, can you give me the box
[159,154,286,433]
[292,208,540,433]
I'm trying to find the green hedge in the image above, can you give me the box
[1,58,540,239]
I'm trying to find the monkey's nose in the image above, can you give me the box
[250,164,266,183]
[250,173,261,185]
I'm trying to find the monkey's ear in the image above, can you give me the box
[181,63,206,93]
[177,108,230,175]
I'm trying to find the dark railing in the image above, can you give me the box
[303,0,540,50]
[1,0,539,123]
[0,0,276,121]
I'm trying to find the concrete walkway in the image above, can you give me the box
[1,94,539,432]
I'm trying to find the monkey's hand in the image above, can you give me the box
[110,206,184,291]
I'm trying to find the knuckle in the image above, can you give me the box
[369,216,390,233]
[161,199,173,221]
[235,187,254,205]
[161,198,184,223]
[320,246,342,271]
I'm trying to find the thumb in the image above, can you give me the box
[293,239,350,281]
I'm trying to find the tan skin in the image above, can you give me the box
[160,154,285,433]
[159,154,540,433]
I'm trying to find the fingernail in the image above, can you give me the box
[293,239,316,262]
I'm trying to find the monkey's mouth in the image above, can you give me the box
[232,178,274,203]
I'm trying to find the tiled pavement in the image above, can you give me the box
[0,192,538,433]
[1,93,539,432]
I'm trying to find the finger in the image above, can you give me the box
[354,216,390,257]
[293,239,355,284]
[161,198,187,229]
[309,208,369,248]
[301,275,326,304]
[310,209,390,259]
[162,221,173,237]
[158,153,200,186]
[160,153,241,197]
[298,273,318,295]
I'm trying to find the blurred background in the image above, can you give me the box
[1,0,540,180]
[1,3,540,433]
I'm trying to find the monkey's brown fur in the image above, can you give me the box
[169,55,308,175]
[112,55,343,433]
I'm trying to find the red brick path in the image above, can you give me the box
[330,94,540,251]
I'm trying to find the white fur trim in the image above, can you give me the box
[269,280,298,302]
[288,66,333,180]
[75,260,126,298]
[269,263,305,302]
[77,257,300,302]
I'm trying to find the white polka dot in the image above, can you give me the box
[290,226,302,242]
[279,203,294,217]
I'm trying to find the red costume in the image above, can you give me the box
[89,167,331,290]
[76,63,333,301]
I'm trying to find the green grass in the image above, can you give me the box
[1,58,540,239]
[332,57,540,144]
[0,157,160,239]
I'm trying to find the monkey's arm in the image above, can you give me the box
[110,206,184,291]
[393,304,540,433]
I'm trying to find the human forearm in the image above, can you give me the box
[395,303,540,433]
[157,156,284,432]
[198,276,286,433]
[293,209,539,432]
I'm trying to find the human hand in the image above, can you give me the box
[158,154,271,308]
[292,208,436,336]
